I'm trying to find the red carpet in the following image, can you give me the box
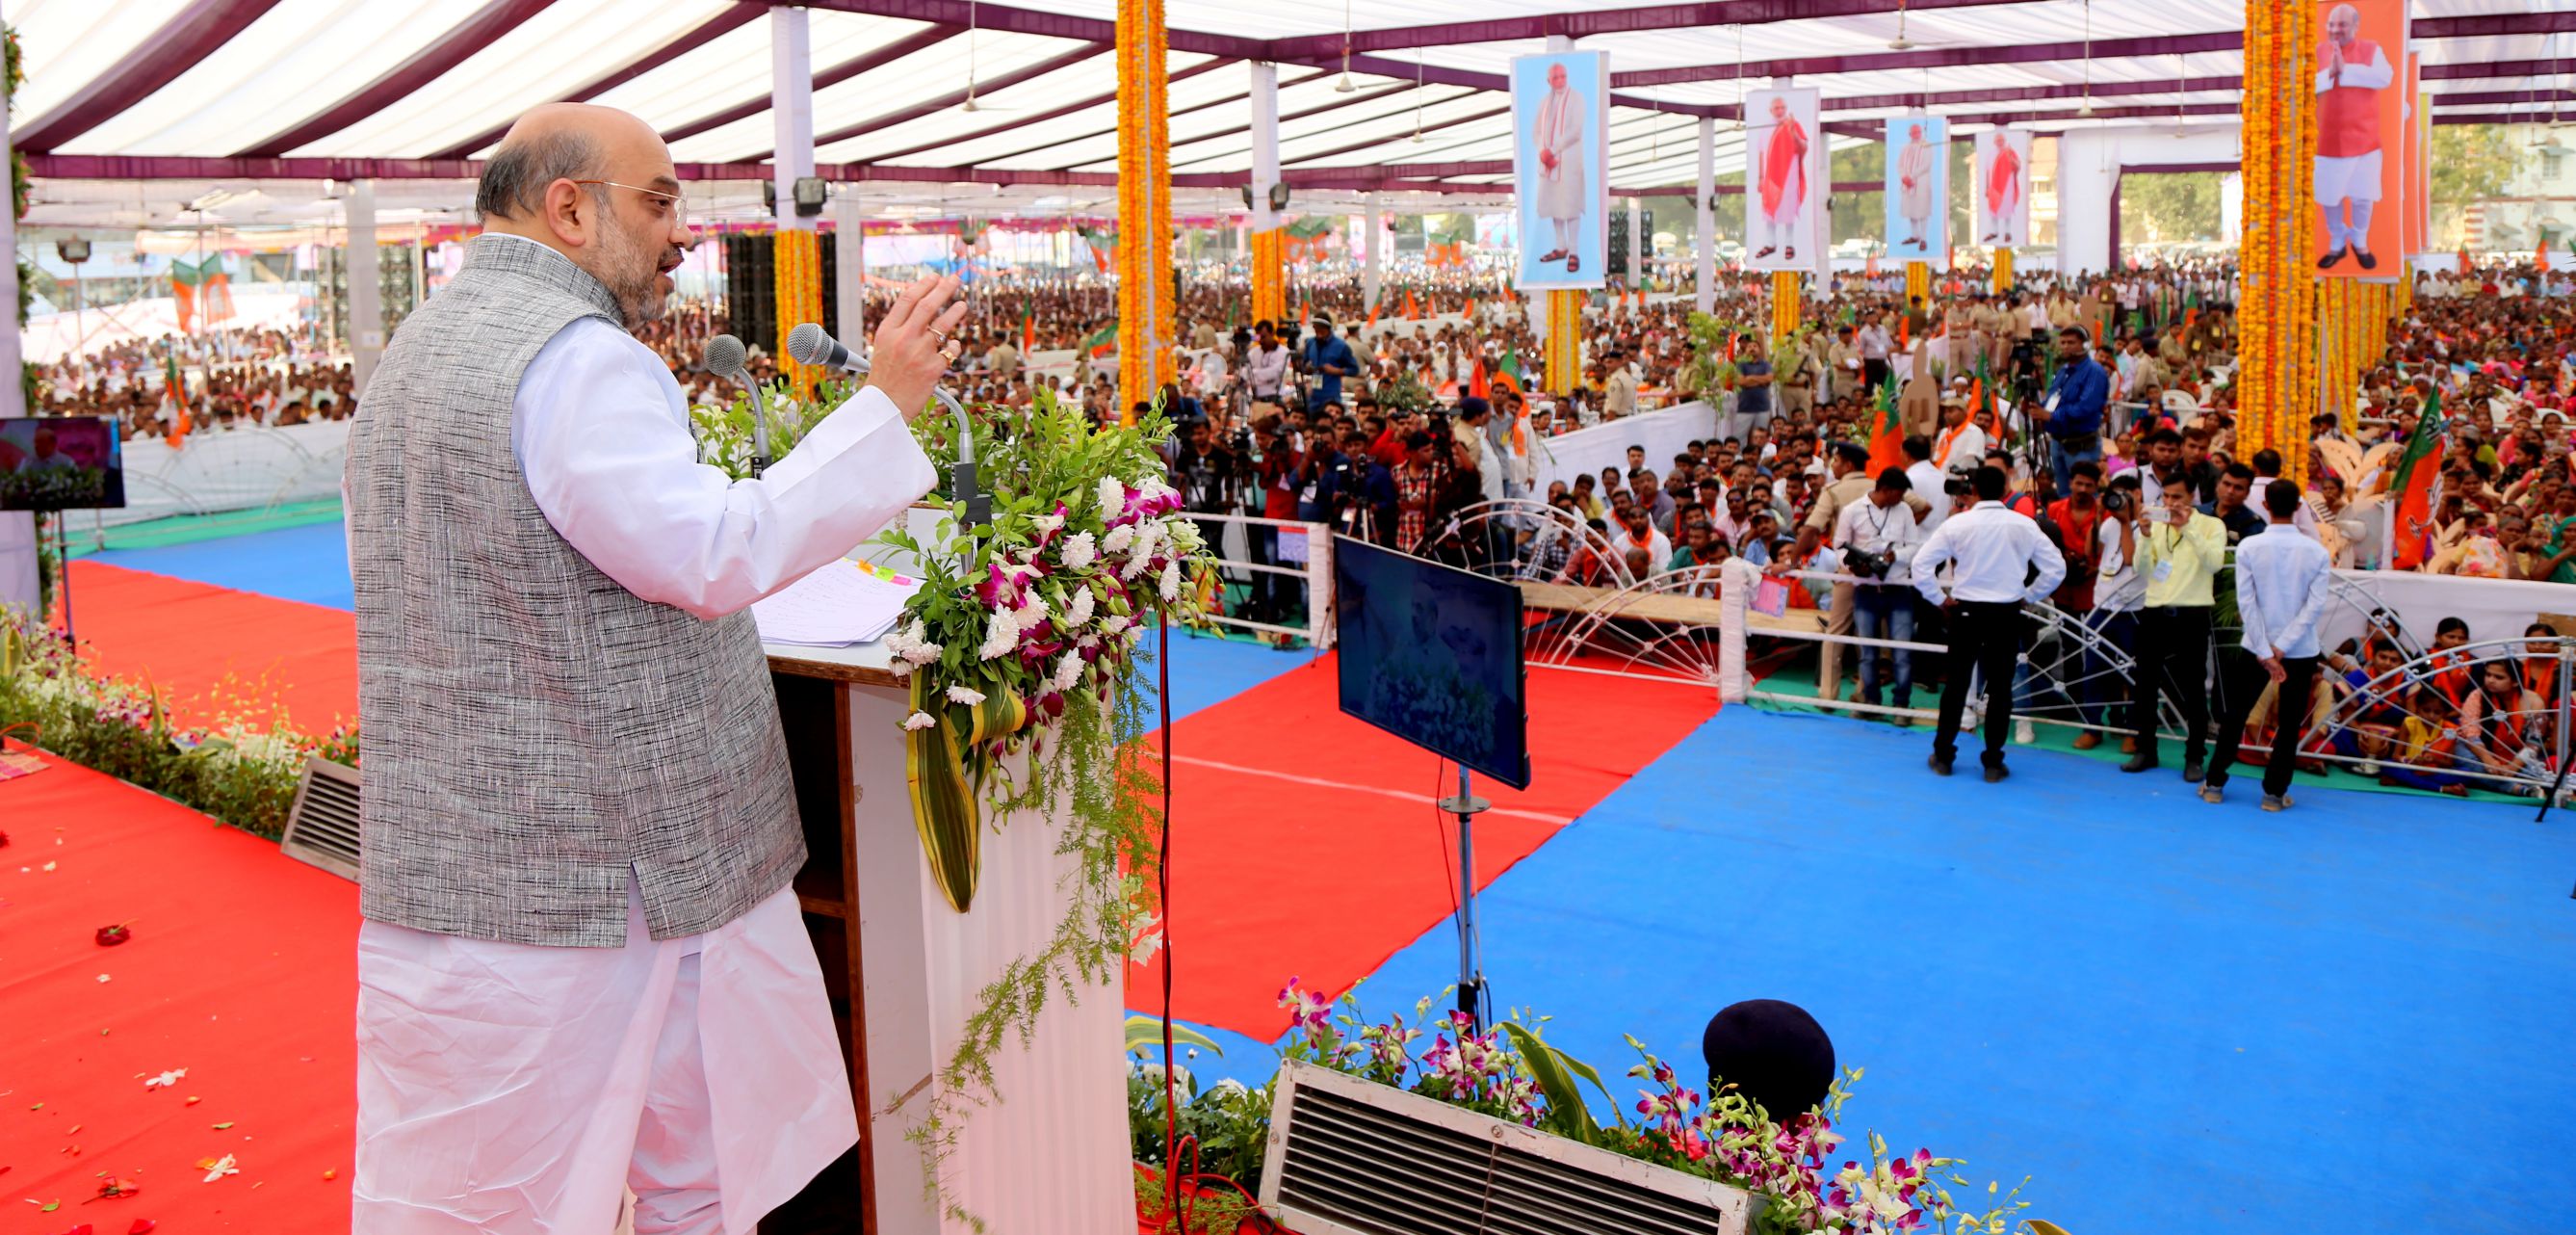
[1132,656,1719,1039]
[0,743,356,1233]
[62,562,358,736]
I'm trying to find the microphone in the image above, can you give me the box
[786,322,864,374]
[702,333,772,476]
[784,322,986,527]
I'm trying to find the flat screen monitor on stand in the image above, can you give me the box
[1331,536,1530,1031]
[0,415,127,643]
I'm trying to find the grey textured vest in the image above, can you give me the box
[346,235,801,947]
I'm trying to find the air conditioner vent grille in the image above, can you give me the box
[279,758,362,881]
[1263,1061,1749,1235]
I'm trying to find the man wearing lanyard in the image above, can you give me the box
[1910,465,2068,782]
[2202,481,2334,810]
[1301,318,1357,414]
[2040,326,2109,499]
[2122,480,2227,781]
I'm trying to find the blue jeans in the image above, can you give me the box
[1854,586,1914,709]
[2081,608,2138,728]
[2051,438,2103,499]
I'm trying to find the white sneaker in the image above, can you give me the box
[2354,760,2381,776]
[2014,719,2037,746]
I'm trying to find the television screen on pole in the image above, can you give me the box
[1332,536,1531,789]
[0,416,125,512]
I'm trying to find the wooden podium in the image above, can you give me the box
[762,550,1129,1234]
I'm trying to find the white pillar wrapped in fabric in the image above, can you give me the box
[1695,117,1717,315]
[2053,124,2242,274]
[833,194,867,341]
[1249,62,1280,235]
[1363,193,1383,309]
[772,6,817,231]
[348,179,383,392]
[0,39,30,618]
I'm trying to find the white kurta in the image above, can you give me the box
[1533,85,1588,222]
[355,261,938,1234]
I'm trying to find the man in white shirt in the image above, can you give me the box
[1902,434,1948,537]
[2244,447,2320,538]
[1836,468,1928,714]
[2201,480,2334,810]
[1243,323,1291,403]
[1910,465,2068,780]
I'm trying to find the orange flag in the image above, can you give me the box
[1366,300,1380,329]
[1405,290,1420,320]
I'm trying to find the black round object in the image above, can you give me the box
[1700,999,1835,1123]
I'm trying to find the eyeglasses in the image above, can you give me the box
[572,179,690,228]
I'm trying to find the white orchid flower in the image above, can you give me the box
[946,685,987,706]
[901,711,937,731]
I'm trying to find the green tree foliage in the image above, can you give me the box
[2119,171,2225,244]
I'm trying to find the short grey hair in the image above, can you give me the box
[474,128,604,223]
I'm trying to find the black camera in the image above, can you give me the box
[1842,545,1893,580]
[1942,476,1975,498]
[2100,488,2130,514]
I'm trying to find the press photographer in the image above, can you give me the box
[1835,468,1927,715]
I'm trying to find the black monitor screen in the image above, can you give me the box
[0,416,125,512]
[1333,536,1531,789]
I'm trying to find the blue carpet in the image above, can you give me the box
[1193,706,2576,1235]
[91,520,355,610]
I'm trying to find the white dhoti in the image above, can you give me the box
[356,880,857,1235]
[2313,148,2383,205]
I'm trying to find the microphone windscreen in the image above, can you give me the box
[785,322,829,367]
[704,333,747,380]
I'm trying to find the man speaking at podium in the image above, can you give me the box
[343,104,965,1233]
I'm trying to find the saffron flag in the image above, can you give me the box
[2540,239,2553,273]
[1864,367,1906,476]
[1405,290,1421,321]
[1081,323,1117,357]
[1366,301,1380,329]
[1022,310,1036,355]
[159,352,193,448]
[2387,386,2446,569]
[1469,356,1490,401]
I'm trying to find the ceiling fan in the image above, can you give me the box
[957,0,1020,113]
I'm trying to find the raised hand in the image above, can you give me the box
[868,274,971,420]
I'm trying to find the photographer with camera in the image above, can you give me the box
[2078,472,2145,750]
[1835,468,1927,717]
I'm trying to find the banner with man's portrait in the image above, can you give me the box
[1883,115,1950,269]
[1743,87,1823,273]
[1512,51,1610,289]
[2311,0,2409,276]
[1972,128,2032,250]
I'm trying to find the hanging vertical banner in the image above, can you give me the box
[1744,87,1822,272]
[1512,50,1610,289]
[1973,128,2032,249]
[1883,115,1949,268]
[2311,0,2408,276]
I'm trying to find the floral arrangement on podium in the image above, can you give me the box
[699,381,1212,1220]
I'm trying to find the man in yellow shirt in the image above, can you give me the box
[2122,480,2228,780]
